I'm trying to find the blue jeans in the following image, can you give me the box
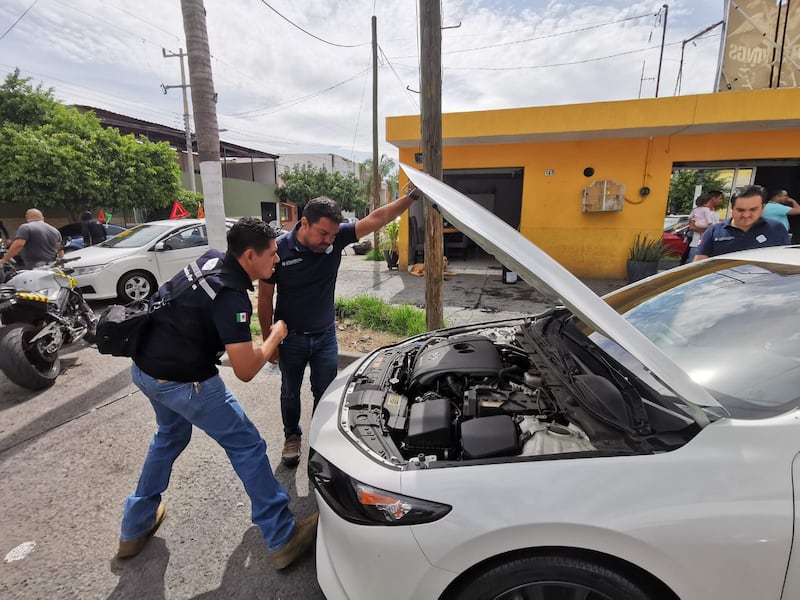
[687,246,701,262]
[278,326,338,438]
[121,365,295,552]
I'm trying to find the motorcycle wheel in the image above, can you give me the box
[0,323,61,389]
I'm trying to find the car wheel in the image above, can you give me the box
[117,270,156,302]
[450,554,658,600]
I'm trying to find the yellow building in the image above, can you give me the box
[387,87,800,278]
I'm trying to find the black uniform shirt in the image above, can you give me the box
[134,249,253,382]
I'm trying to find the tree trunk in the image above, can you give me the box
[180,0,226,250]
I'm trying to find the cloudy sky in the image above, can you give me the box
[0,0,726,163]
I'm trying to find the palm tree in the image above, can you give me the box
[180,0,225,248]
[361,154,397,207]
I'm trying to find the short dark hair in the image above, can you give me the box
[80,211,93,222]
[768,189,788,201]
[695,193,708,207]
[226,217,278,257]
[303,196,344,225]
[732,185,767,206]
[706,190,724,199]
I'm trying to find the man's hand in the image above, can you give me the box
[269,320,288,343]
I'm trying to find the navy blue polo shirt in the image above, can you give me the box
[696,217,790,258]
[266,221,357,334]
[134,249,254,382]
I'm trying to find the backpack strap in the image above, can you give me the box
[150,259,225,310]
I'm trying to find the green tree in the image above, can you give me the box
[0,71,182,220]
[667,170,728,214]
[0,69,57,128]
[276,163,362,212]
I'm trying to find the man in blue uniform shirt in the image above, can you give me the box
[118,218,317,570]
[258,190,421,467]
[694,185,791,261]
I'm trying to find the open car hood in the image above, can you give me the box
[401,164,723,415]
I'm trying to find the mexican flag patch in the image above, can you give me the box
[235,312,249,323]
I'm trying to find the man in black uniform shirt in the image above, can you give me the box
[117,217,317,570]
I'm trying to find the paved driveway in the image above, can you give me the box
[0,340,323,599]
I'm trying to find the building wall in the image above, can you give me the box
[188,172,279,219]
[276,153,359,181]
[389,88,800,278]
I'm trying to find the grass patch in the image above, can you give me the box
[335,296,427,337]
[364,247,383,261]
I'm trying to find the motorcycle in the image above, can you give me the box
[0,258,96,390]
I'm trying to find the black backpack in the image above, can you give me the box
[95,259,223,357]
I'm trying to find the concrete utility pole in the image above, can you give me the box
[180,0,226,250]
[420,0,444,330]
[162,48,196,193]
[371,15,380,253]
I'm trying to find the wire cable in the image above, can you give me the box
[0,0,39,42]
[257,0,368,48]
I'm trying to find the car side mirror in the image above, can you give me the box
[154,241,166,251]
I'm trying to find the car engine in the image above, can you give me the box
[343,323,617,469]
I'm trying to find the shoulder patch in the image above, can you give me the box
[235,311,249,323]
[203,257,220,270]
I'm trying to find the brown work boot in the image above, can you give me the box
[269,512,319,570]
[281,434,301,467]
[116,503,167,559]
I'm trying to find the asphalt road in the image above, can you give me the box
[0,255,626,599]
[0,337,324,599]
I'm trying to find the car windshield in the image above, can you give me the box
[590,258,800,419]
[99,223,176,249]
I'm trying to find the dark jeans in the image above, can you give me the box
[278,326,338,439]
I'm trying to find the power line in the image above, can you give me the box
[438,40,693,72]
[445,12,654,56]
[0,0,39,42]
[388,11,655,60]
[378,44,419,110]
[257,0,369,48]
[223,67,370,118]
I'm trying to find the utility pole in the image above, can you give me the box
[420,0,444,330]
[162,48,196,193]
[371,15,380,254]
[180,0,226,250]
[655,4,668,97]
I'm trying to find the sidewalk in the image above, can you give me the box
[334,252,628,328]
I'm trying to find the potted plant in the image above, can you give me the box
[626,233,671,282]
[380,219,400,270]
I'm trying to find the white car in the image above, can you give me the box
[67,219,229,302]
[308,166,800,600]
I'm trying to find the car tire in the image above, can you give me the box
[449,554,658,600]
[117,270,156,303]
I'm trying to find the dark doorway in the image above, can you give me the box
[260,201,277,224]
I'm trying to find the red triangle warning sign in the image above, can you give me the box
[97,209,106,224]
[169,201,190,219]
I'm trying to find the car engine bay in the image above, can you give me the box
[343,316,694,470]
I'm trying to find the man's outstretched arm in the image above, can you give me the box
[355,188,421,239]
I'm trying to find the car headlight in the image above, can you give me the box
[309,450,451,526]
[72,264,107,276]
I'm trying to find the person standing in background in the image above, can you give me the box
[80,210,107,247]
[762,190,800,231]
[0,208,62,268]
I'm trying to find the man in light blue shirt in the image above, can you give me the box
[762,189,800,230]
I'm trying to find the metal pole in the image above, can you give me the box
[655,4,668,97]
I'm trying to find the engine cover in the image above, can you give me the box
[410,335,503,388]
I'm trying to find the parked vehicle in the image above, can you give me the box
[308,166,800,600]
[0,260,95,389]
[66,219,232,302]
[58,222,128,252]
[662,224,690,257]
